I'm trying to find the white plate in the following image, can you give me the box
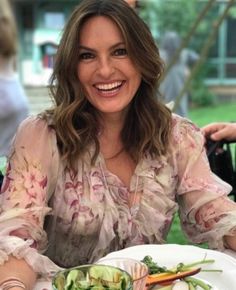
[101,244,236,290]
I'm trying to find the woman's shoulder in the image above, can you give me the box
[17,114,55,138]
[11,114,58,161]
[170,114,203,146]
[171,114,201,133]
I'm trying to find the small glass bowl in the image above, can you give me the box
[96,257,148,290]
[52,264,133,290]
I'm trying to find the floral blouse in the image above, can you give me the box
[1,115,236,277]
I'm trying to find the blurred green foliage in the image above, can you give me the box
[139,0,223,107]
[142,0,197,39]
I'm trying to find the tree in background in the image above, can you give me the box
[139,0,220,108]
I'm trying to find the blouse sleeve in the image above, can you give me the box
[0,116,62,276]
[173,116,236,250]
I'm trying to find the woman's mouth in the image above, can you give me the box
[94,81,124,96]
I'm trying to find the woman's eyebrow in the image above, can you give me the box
[110,42,126,49]
[79,42,126,52]
[78,45,96,52]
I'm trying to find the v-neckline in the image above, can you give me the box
[98,153,144,214]
[98,153,140,191]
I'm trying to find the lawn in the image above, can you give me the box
[167,101,236,245]
[189,102,236,127]
[0,157,6,174]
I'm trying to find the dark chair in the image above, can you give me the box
[0,171,3,191]
[206,139,236,201]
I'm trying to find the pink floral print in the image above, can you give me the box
[0,115,236,276]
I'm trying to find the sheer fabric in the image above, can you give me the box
[0,115,236,277]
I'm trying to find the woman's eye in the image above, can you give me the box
[113,48,127,56]
[79,52,94,60]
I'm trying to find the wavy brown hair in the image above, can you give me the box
[45,0,172,167]
[0,0,17,57]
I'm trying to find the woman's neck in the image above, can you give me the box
[98,113,125,159]
[99,111,126,137]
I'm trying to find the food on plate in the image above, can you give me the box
[52,265,132,290]
[146,267,201,284]
[141,255,222,290]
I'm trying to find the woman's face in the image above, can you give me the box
[77,16,141,116]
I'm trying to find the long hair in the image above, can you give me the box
[0,0,17,57]
[45,0,172,167]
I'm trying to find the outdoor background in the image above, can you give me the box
[12,0,236,100]
[1,0,235,246]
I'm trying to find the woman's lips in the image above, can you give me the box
[94,81,124,97]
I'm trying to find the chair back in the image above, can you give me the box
[206,139,236,201]
[0,170,3,191]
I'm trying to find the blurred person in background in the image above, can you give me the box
[159,31,199,117]
[0,0,29,157]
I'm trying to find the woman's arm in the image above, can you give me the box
[0,116,60,285]
[174,117,236,251]
[0,256,37,290]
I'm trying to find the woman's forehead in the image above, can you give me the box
[79,16,124,45]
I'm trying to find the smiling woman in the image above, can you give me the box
[1,1,236,290]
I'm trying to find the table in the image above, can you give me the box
[33,249,236,290]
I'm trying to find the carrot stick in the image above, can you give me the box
[146,267,201,286]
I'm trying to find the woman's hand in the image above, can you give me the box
[202,122,236,141]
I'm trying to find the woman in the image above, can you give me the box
[0,0,29,157]
[0,0,236,289]
[202,122,236,141]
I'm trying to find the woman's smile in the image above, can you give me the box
[93,81,125,97]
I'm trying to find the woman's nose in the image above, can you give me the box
[97,56,115,78]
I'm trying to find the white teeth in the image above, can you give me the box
[96,81,122,91]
